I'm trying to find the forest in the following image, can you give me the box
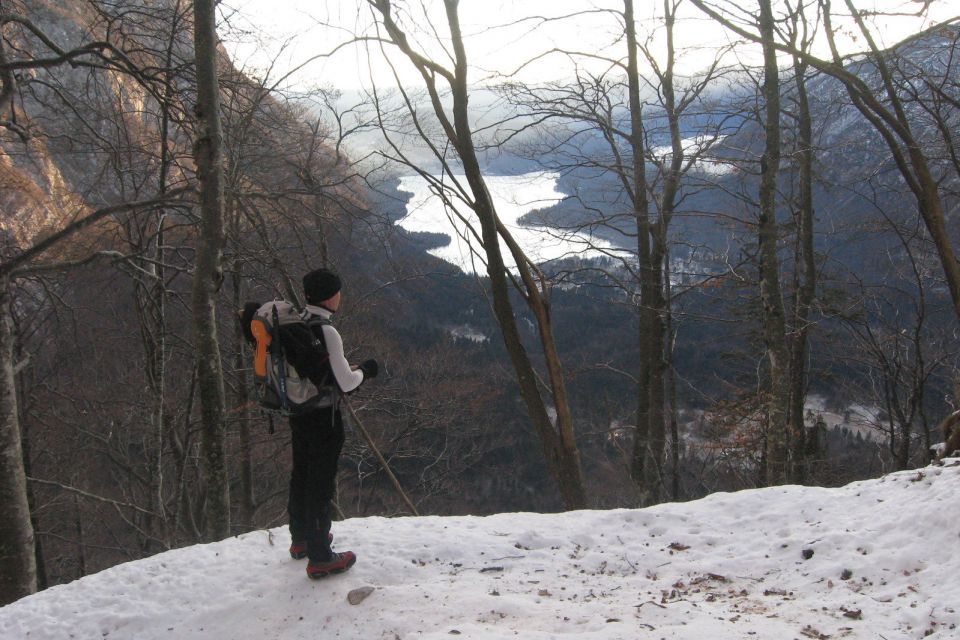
[1,0,958,606]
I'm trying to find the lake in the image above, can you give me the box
[395,171,624,274]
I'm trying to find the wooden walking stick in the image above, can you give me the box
[340,394,420,517]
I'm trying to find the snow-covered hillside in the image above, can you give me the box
[3,462,958,640]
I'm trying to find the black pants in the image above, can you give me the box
[288,406,344,562]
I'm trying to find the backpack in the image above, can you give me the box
[249,300,335,415]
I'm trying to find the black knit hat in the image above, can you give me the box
[303,268,342,305]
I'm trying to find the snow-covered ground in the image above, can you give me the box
[3,462,958,639]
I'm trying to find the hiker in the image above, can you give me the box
[243,268,377,579]
[290,268,378,578]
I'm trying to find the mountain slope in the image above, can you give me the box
[2,461,957,639]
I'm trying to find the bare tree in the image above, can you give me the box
[0,192,185,604]
[836,182,957,470]
[0,269,34,604]
[689,0,960,328]
[493,1,728,503]
[782,0,819,482]
[0,0,195,601]
[621,0,666,504]
[190,0,229,540]
[754,0,792,485]
[366,0,587,509]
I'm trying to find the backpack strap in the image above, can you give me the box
[305,315,331,352]
[303,315,333,387]
[271,304,291,414]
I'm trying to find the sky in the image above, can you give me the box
[217,0,958,93]
[3,460,958,638]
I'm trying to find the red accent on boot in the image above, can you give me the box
[306,551,357,579]
[290,533,334,560]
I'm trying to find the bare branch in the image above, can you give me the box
[1,187,192,275]
[27,477,158,517]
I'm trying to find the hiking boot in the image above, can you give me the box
[290,533,334,559]
[306,551,356,579]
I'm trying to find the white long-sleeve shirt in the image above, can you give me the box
[303,304,364,393]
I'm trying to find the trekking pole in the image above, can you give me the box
[341,394,421,517]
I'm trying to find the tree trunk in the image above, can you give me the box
[0,29,34,604]
[664,244,681,501]
[0,273,37,605]
[758,0,791,486]
[73,493,86,579]
[450,37,587,511]
[144,2,180,550]
[788,51,816,484]
[232,257,256,530]
[17,365,47,590]
[623,0,664,504]
[191,0,230,540]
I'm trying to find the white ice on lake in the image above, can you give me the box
[396,171,627,274]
